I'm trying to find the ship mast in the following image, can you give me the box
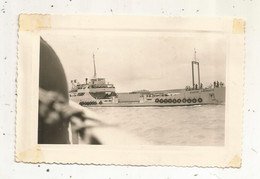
[93,53,97,78]
[194,48,197,62]
[191,48,201,89]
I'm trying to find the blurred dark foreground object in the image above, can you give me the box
[38,88,87,144]
[39,37,70,144]
[39,37,68,101]
[39,88,106,144]
[39,38,103,144]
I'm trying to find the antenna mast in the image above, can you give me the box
[194,48,197,62]
[191,48,201,89]
[93,53,97,78]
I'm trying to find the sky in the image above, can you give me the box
[41,30,226,92]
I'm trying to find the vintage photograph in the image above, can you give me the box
[39,30,226,146]
[16,15,244,166]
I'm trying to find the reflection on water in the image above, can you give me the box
[90,105,225,146]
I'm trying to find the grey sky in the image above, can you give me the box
[41,30,226,92]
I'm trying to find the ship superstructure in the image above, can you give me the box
[69,54,117,104]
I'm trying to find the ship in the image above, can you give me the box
[69,50,225,107]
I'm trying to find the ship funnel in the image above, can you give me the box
[191,49,201,89]
[93,53,97,78]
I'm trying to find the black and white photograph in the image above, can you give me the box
[39,28,226,146]
[16,15,244,166]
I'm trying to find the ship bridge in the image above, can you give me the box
[91,78,105,85]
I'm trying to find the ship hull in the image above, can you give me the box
[70,87,225,107]
[85,103,222,107]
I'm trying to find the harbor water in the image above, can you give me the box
[90,105,225,146]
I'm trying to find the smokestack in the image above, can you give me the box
[85,78,88,84]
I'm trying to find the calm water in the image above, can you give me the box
[90,105,225,146]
